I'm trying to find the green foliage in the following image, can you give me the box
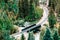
[34,0,39,6]
[59,36,60,40]
[0,0,5,9]
[49,0,57,10]
[35,7,43,19]
[0,12,13,30]
[55,1,60,17]
[28,0,35,21]
[7,0,18,14]
[0,11,15,40]
[18,0,29,18]
[43,28,52,40]
[12,3,18,14]
[28,32,35,40]
[53,31,59,40]
[40,27,46,40]
[21,34,25,40]
[58,25,60,36]
[18,0,43,22]
[2,31,8,40]
[0,28,15,40]
[48,9,56,28]
[3,30,15,40]
[25,3,43,22]
[49,0,60,11]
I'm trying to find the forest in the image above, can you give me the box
[0,0,60,40]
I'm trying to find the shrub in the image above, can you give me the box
[53,31,59,40]
[28,32,35,40]
[43,28,53,40]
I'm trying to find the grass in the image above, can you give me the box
[35,6,43,16]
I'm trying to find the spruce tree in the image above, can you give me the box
[27,0,35,21]
[2,29,16,40]
[18,0,29,18]
[0,0,5,9]
[53,31,59,40]
[29,0,35,15]
[18,0,21,17]
[48,9,56,28]
[23,0,29,17]
[58,25,60,36]
[3,31,11,40]
[10,0,18,14]
[43,28,52,40]
[0,12,14,40]
[49,0,57,10]
[21,34,25,40]
[34,0,39,6]
[28,32,35,40]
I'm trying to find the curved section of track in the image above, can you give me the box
[36,5,49,26]
[10,0,49,39]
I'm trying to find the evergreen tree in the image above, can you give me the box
[2,30,16,40]
[18,0,21,17]
[53,31,59,40]
[29,0,35,16]
[49,0,53,7]
[23,0,29,17]
[58,25,60,36]
[48,9,56,28]
[7,0,18,14]
[28,32,35,40]
[43,28,52,40]
[55,0,60,16]
[18,0,29,18]
[49,0,57,10]
[26,0,35,21]
[12,1,18,14]
[0,0,5,9]
[0,12,14,40]
[34,0,39,6]
[4,0,8,3]
[0,12,13,30]
[21,34,25,40]
[18,0,40,21]
[3,31,11,40]
[20,0,25,18]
